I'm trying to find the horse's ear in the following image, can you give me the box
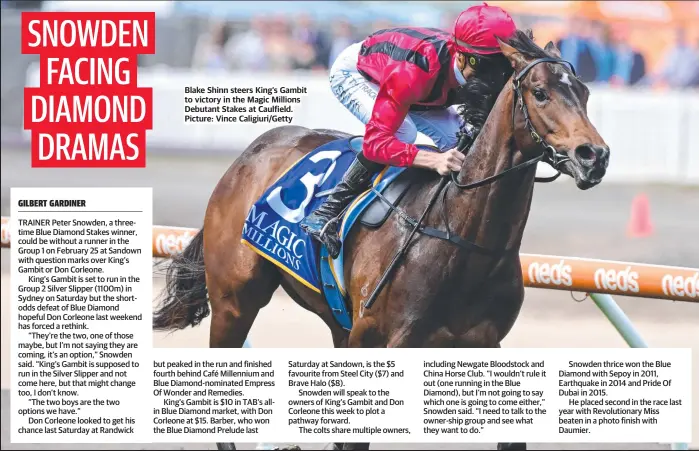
[496,36,527,71]
[544,41,561,58]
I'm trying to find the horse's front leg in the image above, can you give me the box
[328,443,371,450]
[493,343,526,451]
[330,320,376,451]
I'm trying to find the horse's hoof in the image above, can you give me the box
[255,446,301,451]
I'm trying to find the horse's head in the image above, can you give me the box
[497,30,610,190]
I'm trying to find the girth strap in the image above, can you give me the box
[417,224,510,256]
[370,180,507,256]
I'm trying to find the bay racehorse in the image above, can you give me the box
[153,30,610,451]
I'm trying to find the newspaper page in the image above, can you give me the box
[1,3,697,451]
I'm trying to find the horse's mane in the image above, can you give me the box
[456,29,557,140]
[506,29,552,60]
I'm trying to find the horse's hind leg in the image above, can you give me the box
[497,444,526,450]
[207,280,275,349]
[206,251,281,348]
[207,247,281,451]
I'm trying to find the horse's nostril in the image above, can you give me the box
[575,145,596,162]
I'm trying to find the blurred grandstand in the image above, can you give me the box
[1,1,698,156]
[3,1,698,78]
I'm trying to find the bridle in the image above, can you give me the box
[451,56,577,190]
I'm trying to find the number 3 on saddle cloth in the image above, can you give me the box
[242,136,436,331]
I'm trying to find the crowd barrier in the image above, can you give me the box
[21,66,699,185]
[1,216,696,303]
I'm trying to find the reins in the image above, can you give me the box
[360,56,576,313]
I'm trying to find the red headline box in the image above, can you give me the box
[22,11,155,168]
[21,12,156,55]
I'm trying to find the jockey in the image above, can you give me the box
[300,3,517,258]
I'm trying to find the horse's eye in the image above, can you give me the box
[533,89,548,102]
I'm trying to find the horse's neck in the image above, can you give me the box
[451,87,537,253]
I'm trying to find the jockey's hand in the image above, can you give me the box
[433,148,466,176]
[412,148,465,176]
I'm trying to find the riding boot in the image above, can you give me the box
[300,157,378,259]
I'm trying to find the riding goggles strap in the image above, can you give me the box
[465,52,513,82]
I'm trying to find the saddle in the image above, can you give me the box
[349,136,414,229]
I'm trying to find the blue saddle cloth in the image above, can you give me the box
[243,136,435,330]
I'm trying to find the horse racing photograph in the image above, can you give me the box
[1,0,697,450]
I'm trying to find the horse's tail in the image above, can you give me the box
[153,229,210,331]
